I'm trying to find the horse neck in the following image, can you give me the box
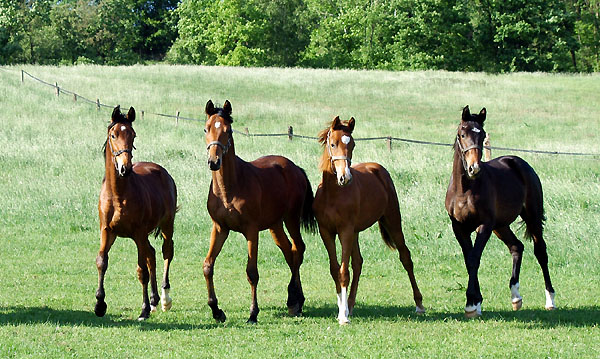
[451,146,474,193]
[104,146,129,195]
[211,145,238,198]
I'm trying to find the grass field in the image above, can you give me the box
[0,65,599,358]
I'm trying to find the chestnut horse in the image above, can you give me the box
[95,106,178,320]
[202,100,317,323]
[313,116,425,325]
[445,106,555,318]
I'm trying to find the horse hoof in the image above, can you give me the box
[94,301,107,317]
[162,298,173,312]
[512,299,523,311]
[464,310,481,319]
[150,305,157,313]
[338,318,350,325]
[416,305,426,314]
[288,303,302,317]
[545,305,555,311]
[246,318,258,325]
[214,309,227,323]
[137,316,148,321]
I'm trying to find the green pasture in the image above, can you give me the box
[0,65,598,358]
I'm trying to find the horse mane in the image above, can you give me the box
[317,126,332,173]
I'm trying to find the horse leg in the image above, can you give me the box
[95,228,116,317]
[203,223,229,322]
[337,228,354,325]
[347,235,362,316]
[494,226,524,310]
[160,222,174,311]
[134,237,154,320]
[284,216,307,314]
[390,225,425,313]
[532,232,556,310]
[318,224,342,322]
[464,224,493,317]
[245,229,260,323]
[270,221,304,316]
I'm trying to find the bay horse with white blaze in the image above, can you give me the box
[313,116,425,325]
[95,106,178,320]
[445,106,555,318]
[202,100,317,323]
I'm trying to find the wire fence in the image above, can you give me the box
[11,68,600,158]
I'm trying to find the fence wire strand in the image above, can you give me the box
[15,69,600,157]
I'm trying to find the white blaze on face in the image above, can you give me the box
[215,121,221,129]
[472,127,481,133]
[121,125,127,131]
[341,135,351,144]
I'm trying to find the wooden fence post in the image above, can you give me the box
[73,93,77,102]
[141,110,144,121]
[244,127,249,136]
[21,70,24,83]
[54,82,59,97]
[176,111,180,126]
[96,99,100,111]
[288,126,293,140]
[483,133,491,161]
[386,136,392,152]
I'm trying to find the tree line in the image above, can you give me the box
[1,0,599,72]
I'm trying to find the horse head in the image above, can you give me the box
[107,105,136,177]
[456,105,486,179]
[319,116,355,186]
[204,100,234,171]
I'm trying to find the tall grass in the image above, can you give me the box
[0,65,598,358]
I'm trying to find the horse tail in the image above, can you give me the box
[299,168,318,234]
[377,222,397,250]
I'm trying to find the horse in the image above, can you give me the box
[95,106,178,321]
[202,100,317,324]
[313,116,425,325]
[445,105,556,318]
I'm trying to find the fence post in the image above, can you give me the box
[21,70,24,83]
[73,93,77,102]
[141,110,144,121]
[483,133,491,161]
[386,136,392,152]
[176,111,180,126]
[244,127,249,136]
[288,126,293,140]
[55,82,59,97]
[96,99,100,111]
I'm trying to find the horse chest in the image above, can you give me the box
[450,195,479,223]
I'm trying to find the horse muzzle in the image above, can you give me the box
[467,162,481,178]
[208,157,221,171]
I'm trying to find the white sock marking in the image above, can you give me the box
[337,287,350,324]
[511,283,523,303]
[545,290,555,309]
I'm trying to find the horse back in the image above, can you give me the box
[351,162,399,230]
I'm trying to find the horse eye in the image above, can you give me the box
[203,128,208,134]
[331,143,335,148]
[461,134,465,138]
[111,134,116,139]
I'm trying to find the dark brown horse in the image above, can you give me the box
[95,106,178,320]
[313,116,425,325]
[202,100,317,323]
[445,106,555,318]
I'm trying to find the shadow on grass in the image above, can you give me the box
[298,303,600,328]
[0,305,218,330]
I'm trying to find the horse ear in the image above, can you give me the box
[205,100,215,116]
[127,107,136,122]
[477,108,486,125]
[223,100,232,116]
[461,105,471,122]
[332,116,342,129]
[111,105,121,122]
[347,117,355,133]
